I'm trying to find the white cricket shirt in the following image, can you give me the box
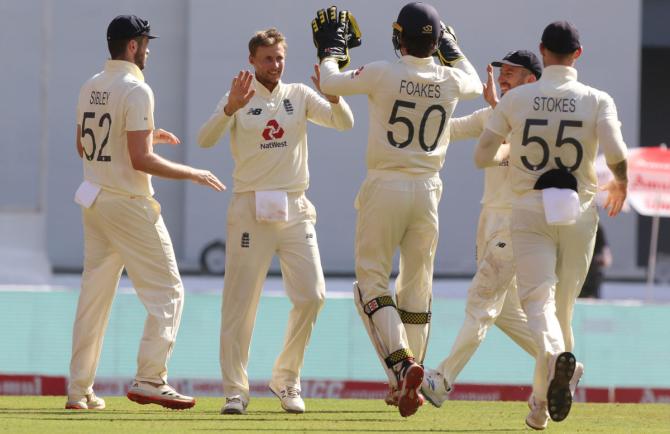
[449,107,512,209]
[198,77,354,193]
[76,60,155,196]
[485,65,625,212]
[320,56,482,175]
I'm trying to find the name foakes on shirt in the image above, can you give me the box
[533,96,576,113]
[399,79,441,99]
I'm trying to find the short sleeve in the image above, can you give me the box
[125,83,155,131]
[484,94,512,138]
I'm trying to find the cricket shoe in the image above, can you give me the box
[569,362,584,398]
[421,368,451,408]
[65,393,106,410]
[221,395,248,415]
[269,383,305,413]
[396,360,424,417]
[384,386,399,406]
[525,395,549,430]
[126,381,196,410]
[546,351,576,422]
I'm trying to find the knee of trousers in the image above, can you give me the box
[519,281,556,319]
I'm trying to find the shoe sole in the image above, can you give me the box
[398,364,424,417]
[127,391,196,410]
[547,351,576,422]
[221,408,246,415]
[268,386,305,414]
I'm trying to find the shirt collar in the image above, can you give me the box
[104,60,145,82]
[540,65,578,84]
[400,55,437,67]
[252,75,283,98]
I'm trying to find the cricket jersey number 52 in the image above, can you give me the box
[81,111,113,162]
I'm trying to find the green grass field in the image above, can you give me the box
[0,397,668,433]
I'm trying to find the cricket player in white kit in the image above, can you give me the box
[475,22,628,430]
[421,51,544,407]
[312,2,482,417]
[197,28,354,415]
[68,15,225,411]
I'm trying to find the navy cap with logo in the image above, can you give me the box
[107,15,158,41]
[393,2,441,42]
[491,50,543,79]
[541,21,580,54]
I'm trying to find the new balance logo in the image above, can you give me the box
[241,232,250,248]
[247,108,263,115]
[283,99,293,114]
[497,242,506,248]
[306,233,314,239]
[262,119,285,140]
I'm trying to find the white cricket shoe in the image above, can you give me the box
[126,381,196,410]
[221,395,247,415]
[65,393,106,410]
[525,395,549,430]
[421,368,451,408]
[569,362,584,397]
[269,383,305,413]
[546,351,576,422]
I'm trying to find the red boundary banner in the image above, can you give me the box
[2,375,669,403]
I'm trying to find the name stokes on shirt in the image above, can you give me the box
[532,96,576,113]
[399,80,441,99]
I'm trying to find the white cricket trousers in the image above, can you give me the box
[437,207,537,386]
[220,192,325,402]
[511,206,597,400]
[69,190,184,397]
[355,171,442,366]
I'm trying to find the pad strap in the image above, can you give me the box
[384,348,414,368]
[398,309,432,324]
[363,296,396,317]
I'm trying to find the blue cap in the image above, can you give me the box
[393,2,441,42]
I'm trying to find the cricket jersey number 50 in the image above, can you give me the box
[387,99,447,152]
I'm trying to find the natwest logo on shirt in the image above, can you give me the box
[262,120,285,140]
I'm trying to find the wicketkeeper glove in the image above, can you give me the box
[435,22,465,67]
[312,6,362,70]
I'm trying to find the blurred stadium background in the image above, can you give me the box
[1,0,669,403]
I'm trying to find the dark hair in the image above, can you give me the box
[107,36,143,59]
[248,28,287,56]
[400,33,436,58]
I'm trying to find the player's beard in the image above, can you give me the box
[134,49,146,70]
[134,39,149,70]
[255,69,282,90]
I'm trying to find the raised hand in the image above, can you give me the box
[310,64,339,103]
[482,64,499,108]
[153,128,181,145]
[224,70,256,116]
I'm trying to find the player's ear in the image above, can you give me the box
[573,46,583,61]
